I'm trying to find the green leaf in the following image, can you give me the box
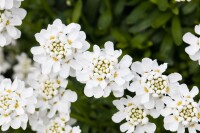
[129,10,159,33]
[182,2,197,15]
[156,0,169,11]
[72,0,82,22]
[151,12,172,28]
[126,1,151,25]
[97,10,112,30]
[171,16,182,46]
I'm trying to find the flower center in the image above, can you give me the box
[0,94,12,111]
[40,80,59,100]
[44,36,72,61]
[179,102,198,125]
[142,71,168,97]
[126,106,146,125]
[93,56,114,79]
[47,121,65,133]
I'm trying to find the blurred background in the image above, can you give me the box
[3,0,200,132]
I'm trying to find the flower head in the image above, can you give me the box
[129,58,182,116]
[0,78,36,131]
[31,19,90,78]
[29,113,81,133]
[0,8,26,46]
[112,96,156,133]
[76,41,133,98]
[0,0,23,10]
[183,24,200,64]
[27,68,77,118]
[162,84,200,133]
[13,53,37,80]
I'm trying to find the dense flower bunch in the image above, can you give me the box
[0,0,200,133]
[0,0,26,46]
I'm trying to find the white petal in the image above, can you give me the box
[60,63,70,78]
[42,60,53,74]
[188,127,197,133]
[144,123,156,133]
[190,86,199,97]
[0,34,6,46]
[183,33,198,46]
[11,119,21,129]
[142,58,154,72]
[168,73,182,83]
[112,111,125,123]
[119,55,132,68]
[195,24,200,35]
[31,46,45,55]
[84,87,93,97]
[53,61,61,73]
[190,51,200,61]
[72,41,82,49]
[177,125,185,133]
[104,41,114,55]
[115,77,125,86]
[93,45,100,54]
[21,87,33,98]
[141,93,149,103]
[185,45,199,56]
[6,26,18,38]
[120,122,129,132]
[63,90,77,102]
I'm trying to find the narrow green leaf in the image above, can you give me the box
[156,0,169,11]
[171,16,182,46]
[129,10,159,33]
[151,12,172,28]
[72,0,82,22]
[126,1,151,25]
[97,10,112,30]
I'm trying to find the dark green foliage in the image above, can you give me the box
[4,0,200,132]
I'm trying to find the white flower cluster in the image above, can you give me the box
[0,2,199,131]
[0,78,36,131]
[183,24,200,64]
[76,42,133,98]
[112,58,200,133]
[31,19,89,78]
[0,0,26,46]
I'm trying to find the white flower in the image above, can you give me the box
[27,69,77,118]
[30,113,81,133]
[0,8,27,46]
[0,0,23,10]
[0,47,10,73]
[0,78,36,131]
[76,41,133,98]
[112,96,156,133]
[31,19,90,78]
[162,85,200,133]
[129,58,182,116]
[183,24,200,64]
[13,53,37,80]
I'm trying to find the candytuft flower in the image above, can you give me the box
[129,58,182,117]
[31,19,90,78]
[183,24,200,64]
[0,3,26,46]
[76,41,133,98]
[0,78,36,131]
[27,68,77,118]
[112,96,156,133]
[162,84,200,133]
